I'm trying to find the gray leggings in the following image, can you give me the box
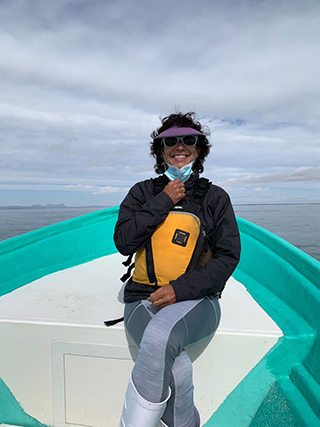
[124,297,221,427]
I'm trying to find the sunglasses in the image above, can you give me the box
[160,135,199,148]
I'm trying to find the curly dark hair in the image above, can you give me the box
[150,112,211,174]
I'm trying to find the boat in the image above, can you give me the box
[0,206,319,426]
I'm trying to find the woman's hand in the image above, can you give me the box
[147,284,177,308]
[163,179,185,204]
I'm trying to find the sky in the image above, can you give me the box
[0,0,319,207]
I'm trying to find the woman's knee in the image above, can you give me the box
[140,317,187,358]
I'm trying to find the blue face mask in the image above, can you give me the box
[164,161,193,183]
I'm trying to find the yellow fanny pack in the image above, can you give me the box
[119,177,212,287]
[132,210,205,286]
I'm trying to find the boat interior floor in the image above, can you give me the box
[0,253,282,427]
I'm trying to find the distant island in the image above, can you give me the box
[0,204,107,210]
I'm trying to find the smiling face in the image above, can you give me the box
[163,141,198,169]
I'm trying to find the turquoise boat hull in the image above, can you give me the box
[0,207,319,426]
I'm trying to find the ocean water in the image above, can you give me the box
[0,204,319,262]
[0,207,103,242]
[234,204,320,261]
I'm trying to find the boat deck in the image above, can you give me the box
[0,253,282,427]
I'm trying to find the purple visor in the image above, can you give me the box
[156,126,204,139]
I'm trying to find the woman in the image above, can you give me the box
[114,112,241,427]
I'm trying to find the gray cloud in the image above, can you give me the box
[220,166,320,186]
[0,0,319,205]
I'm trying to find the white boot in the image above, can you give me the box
[119,374,171,427]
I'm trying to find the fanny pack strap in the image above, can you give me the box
[190,177,211,205]
[153,175,170,195]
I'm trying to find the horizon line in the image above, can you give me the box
[0,202,319,209]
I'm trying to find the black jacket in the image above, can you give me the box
[114,172,241,303]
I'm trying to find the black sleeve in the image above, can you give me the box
[170,189,241,301]
[113,180,174,256]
